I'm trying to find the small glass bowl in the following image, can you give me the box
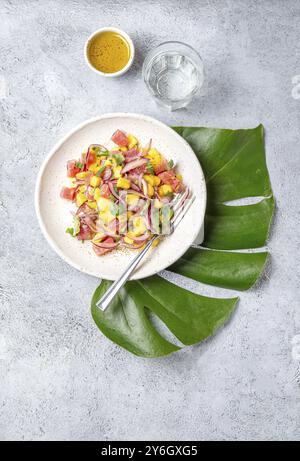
[143,41,204,110]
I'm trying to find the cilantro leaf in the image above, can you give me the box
[110,202,119,216]
[113,153,125,165]
[146,162,154,174]
[73,215,80,235]
[66,227,74,236]
[65,216,80,237]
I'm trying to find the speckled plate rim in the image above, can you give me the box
[35,113,206,280]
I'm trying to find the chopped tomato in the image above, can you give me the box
[111,130,128,147]
[67,160,81,177]
[86,150,96,169]
[158,169,182,192]
[60,186,76,200]
[93,237,115,256]
[170,178,182,193]
[154,159,168,174]
[158,169,175,184]
[100,183,110,198]
[77,222,94,240]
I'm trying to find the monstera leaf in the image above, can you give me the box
[91,125,274,357]
[91,277,237,357]
[168,248,269,291]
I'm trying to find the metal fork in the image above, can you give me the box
[96,191,195,312]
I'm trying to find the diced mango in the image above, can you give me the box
[176,174,183,181]
[76,171,88,180]
[104,157,117,166]
[113,165,122,179]
[127,211,133,218]
[126,193,139,205]
[76,192,88,207]
[78,185,87,193]
[118,146,128,152]
[117,177,131,189]
[97,197,111,212]
[153,176,161,186]
[146,148,162,168]
[127,134,138,149]
[90,175,101,187]
[126,231,136,239]
[87,201,97,209]
[152,238,160,248]
[130,216,147,237]
[158,184,173,196]
[92,232,105,243]
[143,174,155,186]
[144,174,161,187]
[88,163,99,173]
[94,187,101,201]
[124,235,134,244]
[99,210,115,225]
[147,183,154,197]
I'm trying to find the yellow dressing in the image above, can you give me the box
[87,31,130,73]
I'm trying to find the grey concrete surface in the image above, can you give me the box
[0,0,299,441]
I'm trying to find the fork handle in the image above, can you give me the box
[96,235,158,312]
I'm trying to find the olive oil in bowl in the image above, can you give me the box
[85,28,134,76]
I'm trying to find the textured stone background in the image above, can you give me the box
[0,0,299,441]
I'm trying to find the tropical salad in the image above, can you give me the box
[60,129,186,256]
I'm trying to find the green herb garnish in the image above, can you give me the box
[110,202,119,216]
[93,146,109,156]
[95,166,106,177]
[66,227,74,236]
[146,162,154,174]
[112,153,125,165]
[168,159,174,169]
[65,216,80,237]
[75,161,84,169]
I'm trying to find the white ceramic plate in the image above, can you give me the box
[35,113,206,280]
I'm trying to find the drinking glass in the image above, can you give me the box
[143,41,204,110]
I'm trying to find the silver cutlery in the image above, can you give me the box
[96,190,195,312]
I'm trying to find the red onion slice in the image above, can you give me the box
[126,189,148,198]
[84,217,98,233]
[141,178,148,197]
[133,233,150,242]
[143,138,152,155]
[127,173,140,182]
[124,148,140,163]
[129,182,142,193]
[102,168,112,181]
[108,181,120,200]
[121,241,146,249]
[93,240,119,249]
[121,158,147,174]
[88,144,107,151]
[76,203,98,218]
